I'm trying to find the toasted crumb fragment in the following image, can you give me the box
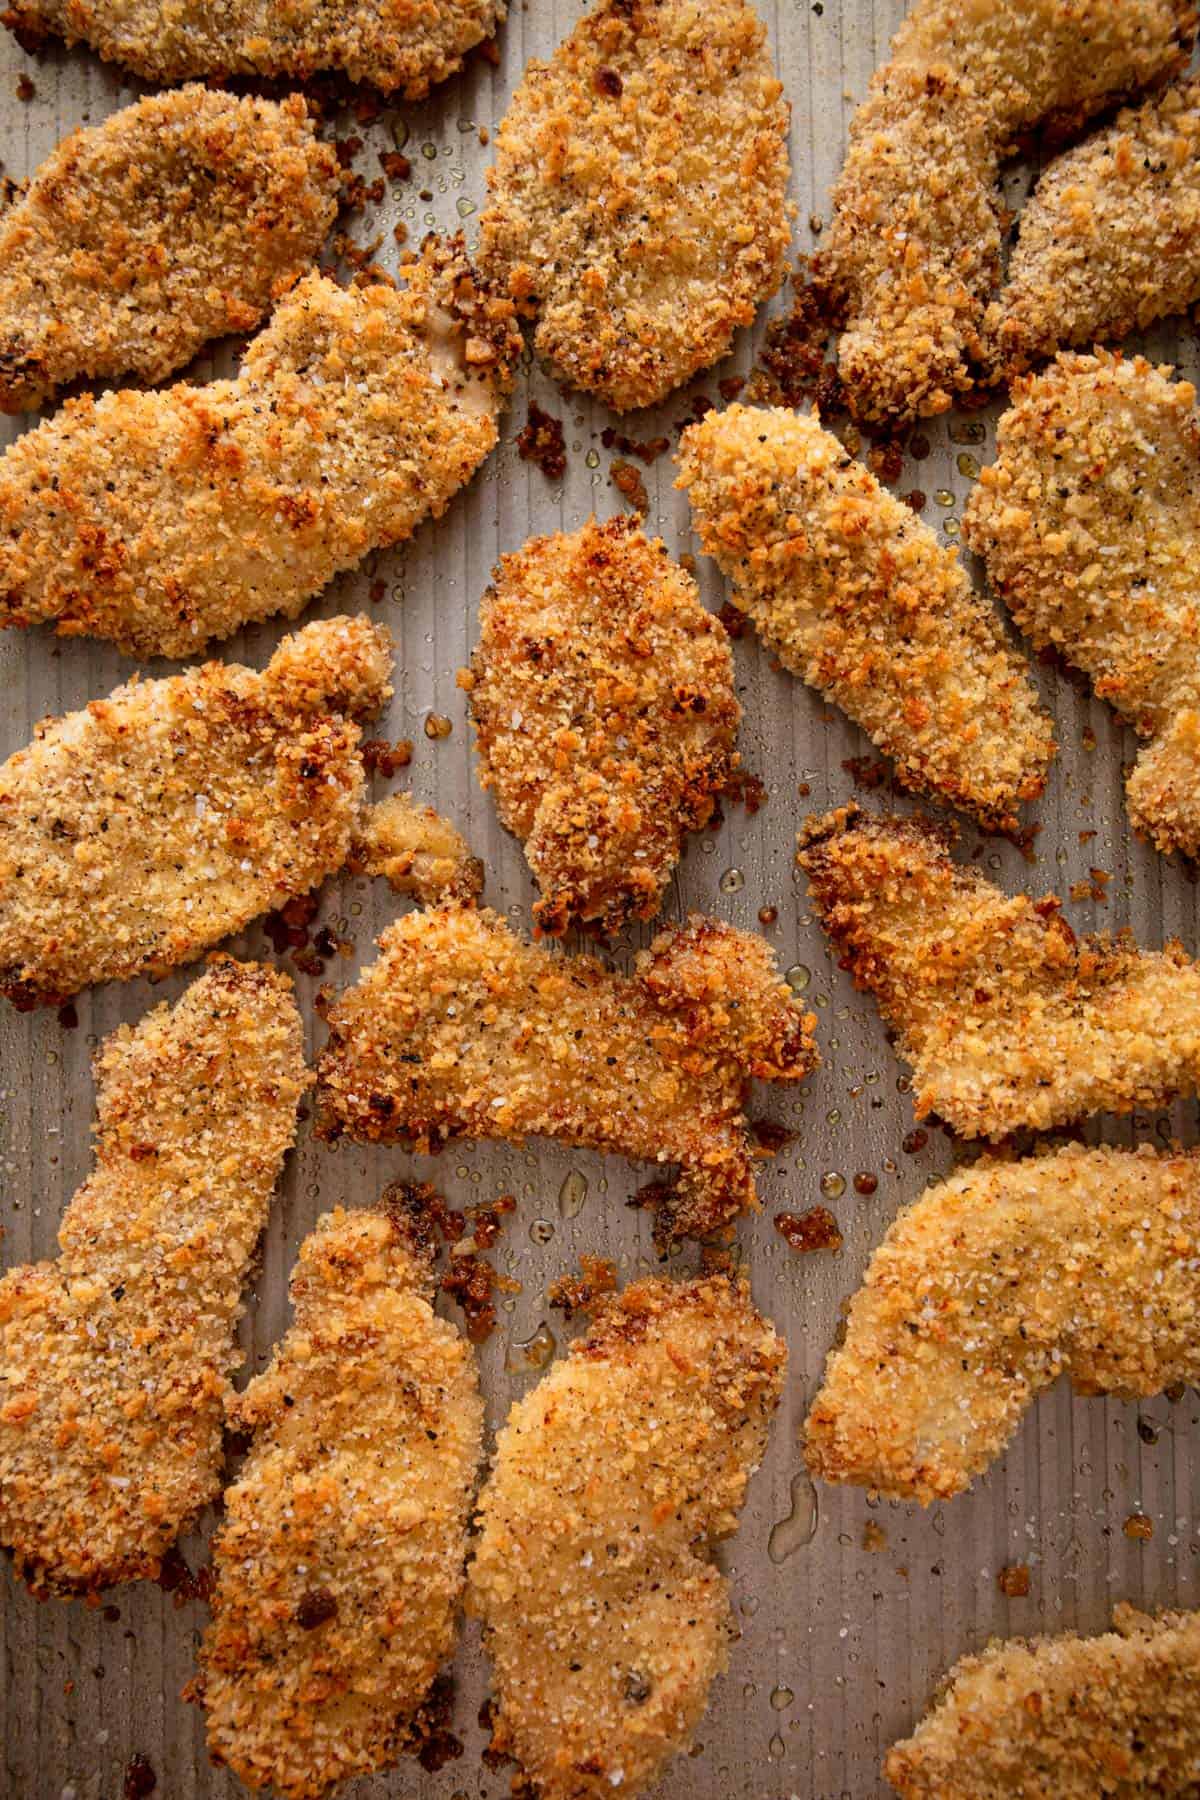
[797,804,1200,1138]
[465,515,739,934]
[198,1202,482,1799]
[677,405,1053,831]
[468,1271,785,1800]
[0,958,306,1598]
[350,792,482,906]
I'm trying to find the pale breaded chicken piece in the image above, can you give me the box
[0,958,305,1598]
[813,0,1194,422]
[0,88,338,415]
[468,1271,785,1800]
[677,405,1053,833]
[804,1144,1200,1505]
[198,1200,482,1799]
[463,515,740,935]
[315,903,816,1246]
[3,0,504,99]
[0,614,391,1007]
[0,234,520,659]
[478,0,791,412]
[349,791,483,906]
[886,1605,1200,1798]
[963,352,1200,857]
[797,804,1200,1139]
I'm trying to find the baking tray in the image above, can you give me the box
[0,4,1197,1796]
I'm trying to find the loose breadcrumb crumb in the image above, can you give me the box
[349,792,483,905]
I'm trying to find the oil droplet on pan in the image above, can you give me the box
[820,1171,845,1199]
[768,1472,818,1564]
[505,1321,557,1375]
[785,964,810,993]
[770,1685,794,1712]
[720,867,745,894]
[558,1169,588,1219]
[529,1218,554,1245]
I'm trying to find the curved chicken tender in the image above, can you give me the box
[0,87,338,414]
[0,958,306,1598]
[677,405,1053,832]
[198,1200,482,1799]
[315,903,817,1246]
[0,614,392,1007]
[804,1144,1200,1505]
[478,0,791,412]
[468,1272,785,1800]
[886,1605,1200,1799]
[464,515,740,935]
[963,351,1200,857]
[797,804,1200,1138]
[3,0,504,99]
[0,234,520,659]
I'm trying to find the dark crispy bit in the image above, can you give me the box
[775,1206,842,1253]
[515,402,567,481]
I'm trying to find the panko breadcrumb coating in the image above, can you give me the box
[0,614,392,1007]
[468,1271,785,1800]
[198,1200,482,1800]
[478,0,791,412]
[3,0,504,99]
[677,405,1053,832]
[0,958,305,1598]
[0,233,520,659]
[885,1605,1200,1798]
[804,1144,1200,1505]
[963,351,1200,858]
[0,87,337,414]
[463,515,740,935]
[350,792,483,906]
[813,0,1194,422]
[797,804,1200,1139]
[315,902,816,1246]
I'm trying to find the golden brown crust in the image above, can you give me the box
[804,1144,1200,1505]
[349,791,483,906]
[464,515,739,935]
[0,87,338,414]
[0,958,306,1598]
[885,1606,1200,1798]
[199,1203,482,1799]
[797,804,1200,1138]
[468,1272,785,1800]
[478,0,791,411]
[677,405,1053,831]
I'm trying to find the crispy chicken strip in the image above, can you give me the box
[315,903,817,1246]
[462,515,740,935]
[804,1144,1200,1505]
[963,351,1200,857]
[677,405,1053,832]
[0,88,337,414]
[0,234,520,659]
[886,1605,1200,1798]
[198,1197,482,1799]
[477,0,791,412]
[812,0,1194,422]
[3,0,504,99]
[349,792,483,906]
[0,958,305,1598]
[0,614,391,1007]
[468,1271,785,1800]
[797,804,1200,1138]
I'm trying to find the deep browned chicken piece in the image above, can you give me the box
[463,515,740,934]
[0,958,306,1598]
[468,1271,785,1800]
[315,903,816,1246]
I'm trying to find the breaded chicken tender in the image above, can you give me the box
[0,88,338,414]
[0,614,391,1007]
[315,903,816,1245]
[198,1199,482,1799]
[813,0,1194,422]
[350,791,483,906]
[797,804,1200,1138]
[886,1605,1200,1798]
[963,351,1200,857]
[478,0,791,412]
[463,515,740,935]
[804,1144,1200,1505]
[677,405,1053,832]
[3,0,504,99]
[468,1271,785,1800]
[0,958,305,1598]
[0,234,520,659]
